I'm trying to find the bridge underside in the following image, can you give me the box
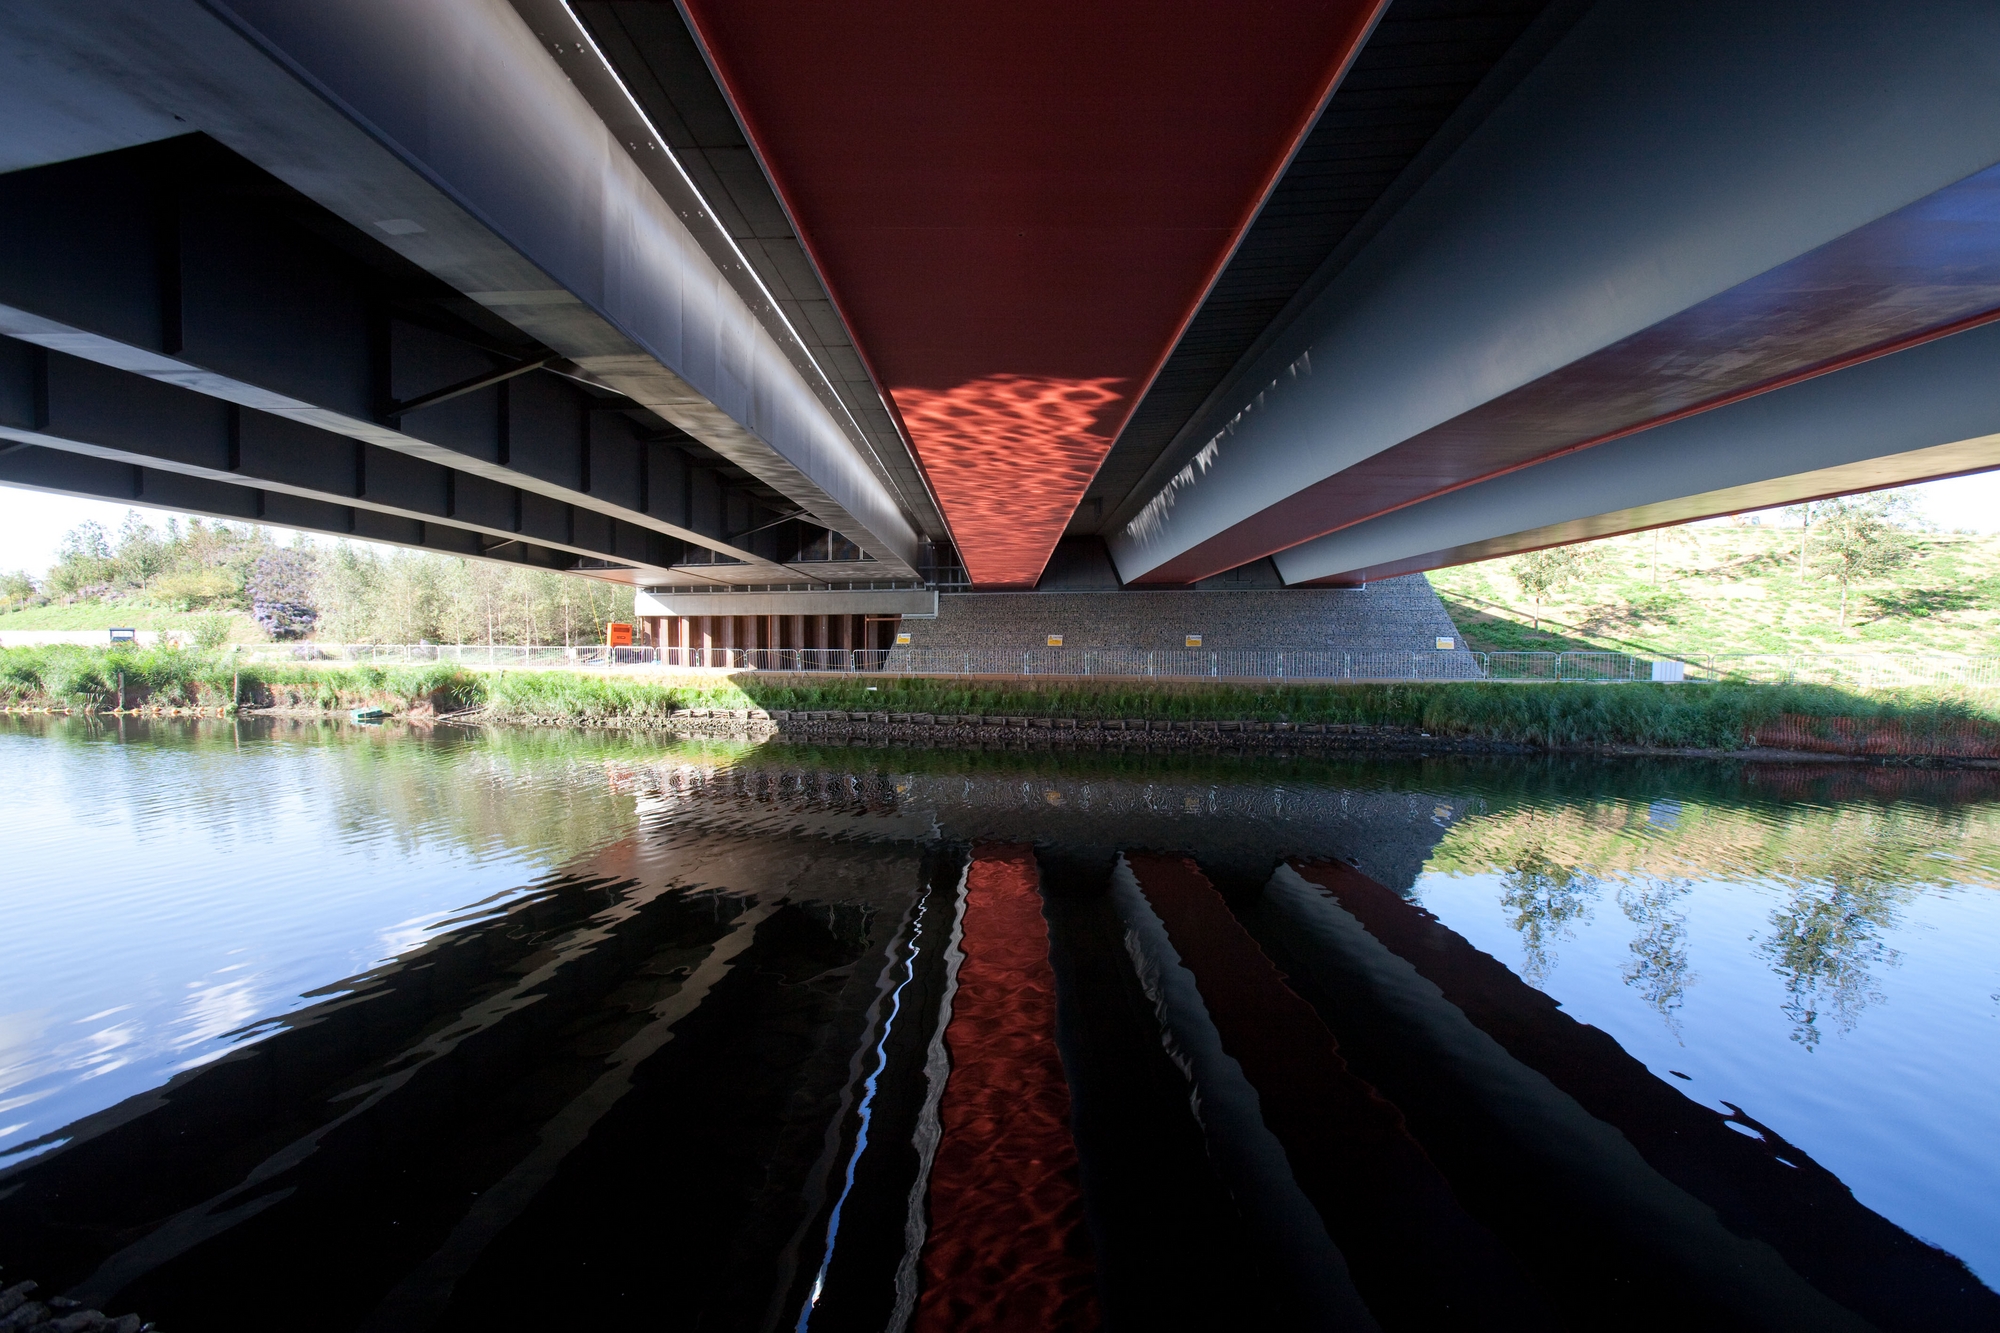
[4,0,2000,607]
[1089,0,2000,588]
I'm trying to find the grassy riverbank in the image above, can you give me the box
[486,667,2000,751]
[0,643,485,712]
[6,645,2000,754]
[1431,525,2000,655]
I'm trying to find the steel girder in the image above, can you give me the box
[0,445,586,579]
[1276,317,2000,584]
[1105,0,2000,586]
[0,336,704,583]
[0,139,855,586]
[0,0,925,576]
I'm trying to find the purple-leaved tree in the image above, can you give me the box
[249,549,318,640]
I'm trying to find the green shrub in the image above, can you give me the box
[151,567,241,612]
[190,614,235,650]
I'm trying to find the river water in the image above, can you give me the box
[1,715,1996,1331]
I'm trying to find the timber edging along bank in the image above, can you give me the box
[16,702,1992,768]
[449,708,2000,768]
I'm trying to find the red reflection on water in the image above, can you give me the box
[917,844,1098,1332]
[894,376,1124,588]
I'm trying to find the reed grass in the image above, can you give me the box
[625,671,2000,750]
[6,647,1996,752]
[0,644,482,711]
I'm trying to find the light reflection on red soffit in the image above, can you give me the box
[679,0,1387,587]
[895,376,1125,588]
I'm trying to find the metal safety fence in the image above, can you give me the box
[227,643,2000,688]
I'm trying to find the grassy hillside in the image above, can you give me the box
[1428,524,2000,655]
[0,600,257,635]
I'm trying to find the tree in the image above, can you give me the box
[45,520,115,597]
[19,513,638,648]
[1810,495,1915,625]
[1784,500,1825,577]
[114,509,167,590]
[0,569,36,608]
[1511,545,1598,629]
[248,547,319,639]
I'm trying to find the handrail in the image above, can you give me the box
[217,644,2000,688]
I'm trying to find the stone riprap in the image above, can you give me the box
[893,576,1468,657]
[617,707,1517,756]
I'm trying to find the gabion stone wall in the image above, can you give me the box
[897,575,1467,654]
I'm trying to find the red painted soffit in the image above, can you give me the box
[1132,163,2000,585]
[678,0,1385,588]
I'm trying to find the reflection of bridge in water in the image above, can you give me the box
[1,752,1993,1331]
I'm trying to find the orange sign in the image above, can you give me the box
[606,622,634,647]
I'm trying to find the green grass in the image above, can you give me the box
[10,647,1996,752]
[486,669,687,723]
[0,601,259,635]
[715,673,1998,749]
[1428,525,2000,655]
[496,667,2000,751]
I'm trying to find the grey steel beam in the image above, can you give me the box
[0,336,697,583]
[0,0,923,575]
[1108,0,2000,583]
[542,0,950,546]
[0,138,828,585]
[635,588,938,619]
[1273,317,2000,584]
[0,444,587,579]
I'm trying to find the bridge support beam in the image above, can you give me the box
[1107,0,2000,585]
[0,336,703,582]
[0,444,583,578]
[1276,318,2000,584]
[0,139,848,584]
[0,0,925,574]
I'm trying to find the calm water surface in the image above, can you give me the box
[1,715,1996,1331]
